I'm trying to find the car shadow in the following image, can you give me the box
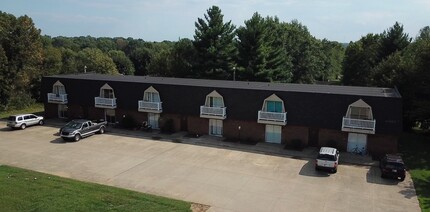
[299,159,330,177]
[366,166,399,185]
[0,127,13,131]
[50,137,67,144]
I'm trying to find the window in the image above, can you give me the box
[350,107,371,120]
[18,117,23,121]
[266,101,283,112]
[262,94,285,113]
[346,99,373,120]
[100,84,115,98]
[148,113,160,129]
[144,92,160,102]
[205,91,224,107]
[24,116,31,120]
[82,123,88,128]
[53,81,66,95]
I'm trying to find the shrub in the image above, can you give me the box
[7,92,35,110]
[160,117,174,133]
[291,139,303,150]
[327,140,338,148]
[120,115,137,129]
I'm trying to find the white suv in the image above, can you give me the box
[315,147,339,173]
[7,114,44,130]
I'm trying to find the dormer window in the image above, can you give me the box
[258,94,287,125]
[200,90,226,119]
[95,83,116,109]
[138,86,162,113]
[100,84,115,98]
[47,81,68,104]
[342,99,375,134]
[53,81,66,95]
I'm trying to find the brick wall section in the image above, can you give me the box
[318,129,348,151]
[44,103,58,118]
[224,120,265,142]
[187,116,209,135]
[368,134,398,157]
[115,109,147,123]
[284,125,309,145]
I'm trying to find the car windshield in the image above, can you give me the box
[386,162,405,169]
[317,154,336,161]
[64,121,82,129]
[8,116,16,121]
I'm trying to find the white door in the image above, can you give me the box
[148,113,160,129]
[209,119,223,136]
[347,133,367,154]
[265,125,282,144]
[58,105,68,118]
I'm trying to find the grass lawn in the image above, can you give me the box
[0,103,44,119]
[400,132,430,212]
[0,165,191,211]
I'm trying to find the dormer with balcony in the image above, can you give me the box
[95,83,117,109]
[138,86,162,113]
[200,90,226,119]
[258,94,287,126]
[47,81,68,104]
[342,99,376,134]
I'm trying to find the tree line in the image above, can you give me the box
[1,6,429,129]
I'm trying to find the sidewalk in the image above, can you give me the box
[45,119,378,167]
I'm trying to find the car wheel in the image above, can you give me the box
[74,134,81,142]
[399,176,405,182]
[99,127,105,134]
[332,168,337,173]
[20,124,26,130]
[39,120,44,125]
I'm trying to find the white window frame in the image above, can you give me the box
[100,83,115,98]
[205,90,225,108]
[209,119,223,136]
[143,86,161,102]
[262,94,285,112]
[53,81,66,95]
[345,99,373,120]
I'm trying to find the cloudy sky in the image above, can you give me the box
[2,0,429,42]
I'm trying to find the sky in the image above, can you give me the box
[1,0,429,43]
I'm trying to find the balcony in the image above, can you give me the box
[95,97,117,109]
[200,106,226,119]
[47,93,68,104]
[258,111,287,125]
[138,101,162,113]
[342,117,376,134]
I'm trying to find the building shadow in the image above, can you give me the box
[299,159,330,177]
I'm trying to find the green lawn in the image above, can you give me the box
[0,103,44,119]
[0,165,191,211]
[400,132,430,212]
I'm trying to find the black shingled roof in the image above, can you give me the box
[47,73,401,98]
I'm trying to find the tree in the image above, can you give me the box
[319,39,344,81]
[170,38,197,78]
[76,48,118,74]
[379,22,410,61]
[108,50,135,75]
[193,6,236,80]
[342,34,380,86]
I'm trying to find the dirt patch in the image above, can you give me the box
[191,203,210,212]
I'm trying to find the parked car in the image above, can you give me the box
[380,154,406,181]
[60,119,107,141]
[7,114,44,130]
[315,147,339,173]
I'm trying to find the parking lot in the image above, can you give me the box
[0,125,421,212]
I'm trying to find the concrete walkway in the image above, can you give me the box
[44,119,377,167]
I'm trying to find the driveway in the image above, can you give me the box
[0,125,421,212]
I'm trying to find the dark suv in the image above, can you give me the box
[380,154,406,181]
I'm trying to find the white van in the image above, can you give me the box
[7,114,44,130]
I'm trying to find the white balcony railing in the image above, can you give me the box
[138,101,162,113]
[47,93,68,104]
[200,106,226,119]
[342,117,376,133]
[258,111,287,125]
[95,97,117,108]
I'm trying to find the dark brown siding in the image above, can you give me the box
[44,104,58,118]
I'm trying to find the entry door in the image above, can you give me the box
[347,133,367,154]
[58,105,68,118]
[148,113,159,129]
[265,125,282,143]
[209,119,223,136]
[105,109,116,124]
